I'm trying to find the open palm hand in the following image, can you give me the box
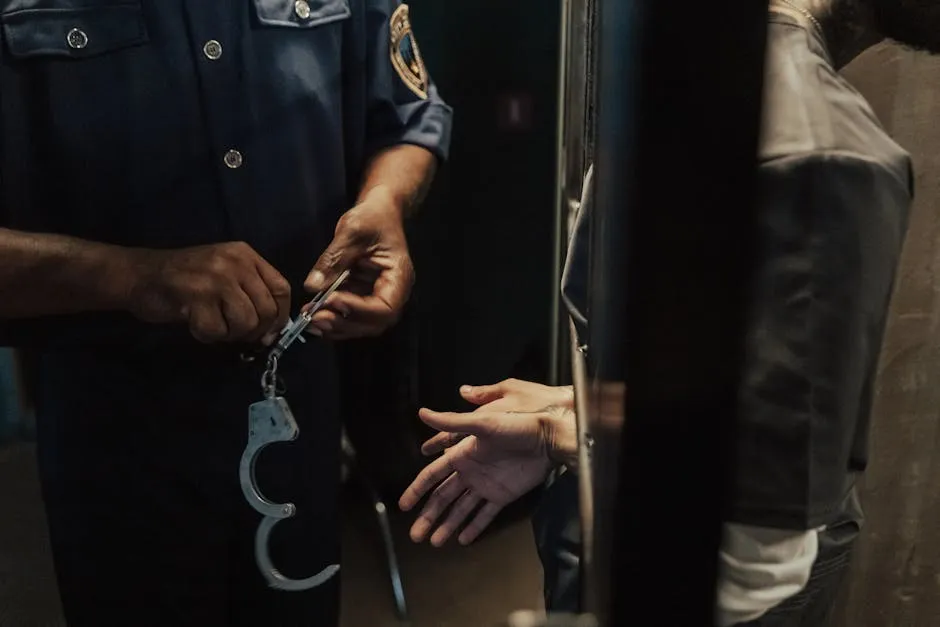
[399,406,561,547]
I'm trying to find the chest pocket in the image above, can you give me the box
[253,0,350,29]
[0,0,147,60]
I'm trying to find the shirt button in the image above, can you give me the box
[294,0,311,20]
[67,28,88,50]
[203,40,223,60]
[223,149,243,169]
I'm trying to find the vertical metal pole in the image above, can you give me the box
[549,0,572,386]
[550,0,594,387]
[584,0,769,624]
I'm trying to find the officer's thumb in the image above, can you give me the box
[305,234,361,293]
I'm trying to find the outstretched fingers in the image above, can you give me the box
[458,502,504,546]
[407,473,465,543]
[430,490,483,547]
[420,431,468,456]
[398,453,453,512]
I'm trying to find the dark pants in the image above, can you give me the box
[738,513,859,627]
[533,470,583,613]
[533,471,859,627]
[32,345,341,627]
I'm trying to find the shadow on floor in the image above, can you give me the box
[0,443,543,627]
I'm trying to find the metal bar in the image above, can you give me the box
[549,0,573,386]
[568,318,594,591]
[584,0,770,624]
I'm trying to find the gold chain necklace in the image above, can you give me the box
[775,0,824,36]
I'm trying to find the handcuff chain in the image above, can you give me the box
[261,354,282,399]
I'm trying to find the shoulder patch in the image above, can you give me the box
[389,4,429,100]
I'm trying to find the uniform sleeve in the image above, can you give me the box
[361,0,452,161]
[729,152,912,530]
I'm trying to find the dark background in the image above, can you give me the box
[339,0,562,499]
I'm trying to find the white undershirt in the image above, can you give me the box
[715,524,821,626]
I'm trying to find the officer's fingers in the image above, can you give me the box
[369,263,414,316]
[398,455,454,512]
[188,301,229,343]
[460,382,508,406]
[239,274,280,340]
[307,312,375,341]
[320,290,387,324]
[324,321,383,341]
[306,297,351,332]
[305,231,366,294]
[253,260,291,323]
[431,491,483,548]
[458,502,503,546]
[220,288,261,340]
[421,432,468,456]
[409,474,466,543]
[307,309,341,335]
[328,260,412,321]
[349,265,381,287]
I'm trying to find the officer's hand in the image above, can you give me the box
[126,242,291,344]
[303,186,414,340]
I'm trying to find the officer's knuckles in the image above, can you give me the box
[186,274,231,299]
[334,214,377,243]
[231,315,261,339]
[254,300,279,327]
[268,275,291,297]
[317,247,348,272]
[335,212,364,234]
[203,254,236,277]
[191,323,228,343]
[221,240,257,259]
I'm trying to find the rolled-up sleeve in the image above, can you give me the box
[362,0,453,161]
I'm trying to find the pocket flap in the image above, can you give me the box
[2,3,147,59]
[253,0,350,29]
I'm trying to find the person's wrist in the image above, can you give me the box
[358,183,407,223]
[101,246,152,313]
[556,385,575,410]
[540,406,579,471]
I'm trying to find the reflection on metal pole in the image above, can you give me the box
[567,162,596,607]
[549,0,571,386]
[550,0,596,386]
[568,317,593,576]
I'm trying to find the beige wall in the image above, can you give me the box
[832,43,940,626]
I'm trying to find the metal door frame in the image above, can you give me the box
[549,0,597,387]
[540,1,772,625]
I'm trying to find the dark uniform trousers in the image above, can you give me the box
[31,343,341,627]
[534,472,860,627]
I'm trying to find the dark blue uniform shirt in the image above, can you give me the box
[0,0,452,350]
[0,3,450,623]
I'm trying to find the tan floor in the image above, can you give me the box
[0,443,543,627]
[341,492,544,627]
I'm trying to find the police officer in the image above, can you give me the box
[0,0,451,625]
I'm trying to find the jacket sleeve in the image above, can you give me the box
[729,152,912,530]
